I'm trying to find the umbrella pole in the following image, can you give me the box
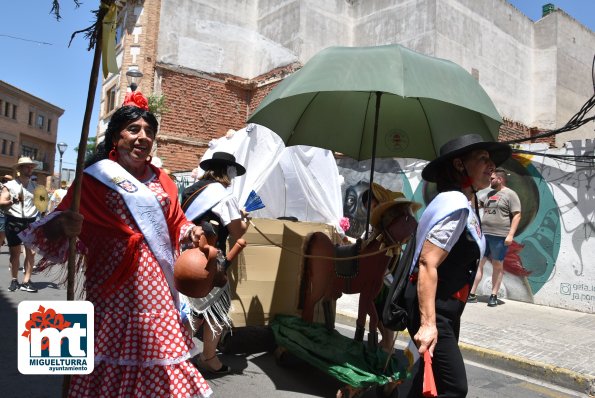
[364,91,382,240]
[61,17,103,398]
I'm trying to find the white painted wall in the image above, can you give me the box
[156,0,594,145]
[395,140,595,313]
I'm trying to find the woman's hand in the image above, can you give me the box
[60,211,84,238]
[240,208,251,222]
[414,323,438,356]
[44,210,83,239]
[188,225,204,247]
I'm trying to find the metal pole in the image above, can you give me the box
[57,154,63,189]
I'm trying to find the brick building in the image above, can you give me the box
[0,80,63,185]
[98,0,594,172]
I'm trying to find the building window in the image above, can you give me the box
[47,119,52,133]
[4,102,9,117]
[106,85,117,114]
[12,104,17,120]
[22,145,38,159]
[1,140,15,156]
[28,111,33,125]
[36,115,44,129]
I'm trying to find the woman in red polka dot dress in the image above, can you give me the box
[20,93,214,397]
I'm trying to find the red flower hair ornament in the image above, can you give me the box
[123,91,149,111]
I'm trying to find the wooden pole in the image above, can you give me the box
[62,17,103,398]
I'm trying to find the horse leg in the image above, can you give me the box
[365,294,379,350]
[302,233,333,324]
[322,299,334,331]
[353,291,369,342]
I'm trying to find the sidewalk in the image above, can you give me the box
[336,293,595,396]
[0,250,65,397]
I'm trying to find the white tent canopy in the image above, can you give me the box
[195,124,345,233]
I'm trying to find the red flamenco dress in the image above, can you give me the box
[20,168,212,398]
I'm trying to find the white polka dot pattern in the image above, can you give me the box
[39,176,212,397]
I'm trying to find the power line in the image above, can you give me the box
[0,34,53,46]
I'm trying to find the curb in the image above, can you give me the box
[335,311,594,396]
[459,342,595,396]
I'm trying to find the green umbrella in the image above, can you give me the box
[247,44,503,234]
[248,44,502,161]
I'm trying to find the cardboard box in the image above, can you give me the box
[228,218,340,327]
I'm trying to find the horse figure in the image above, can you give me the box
[301,202,418,347]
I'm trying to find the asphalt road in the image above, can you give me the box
[0,251,584,397]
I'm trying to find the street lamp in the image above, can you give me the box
[56,142,68,188]
[126,70,143,92]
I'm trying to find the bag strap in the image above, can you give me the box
[381,233,417,331]
[181,182,211,212]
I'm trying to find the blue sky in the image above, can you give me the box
[1,1,594,170]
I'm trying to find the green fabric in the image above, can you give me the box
[248,44,502,161]
[271,315,409,388]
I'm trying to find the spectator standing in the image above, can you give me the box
[48,180,68,213]
[0,175,13,247]
[469,168,521,307]
[4,157,39,293]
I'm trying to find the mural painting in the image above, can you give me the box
[336,141,593,313]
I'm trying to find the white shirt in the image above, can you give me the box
[210,195,242,226]
[48,188,68,212]
[427,209,467,253]
[4,179,39,219]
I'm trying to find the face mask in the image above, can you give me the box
[227,165,237,179]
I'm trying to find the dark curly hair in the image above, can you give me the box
[85,106,158,167]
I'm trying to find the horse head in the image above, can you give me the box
[377,203,418,245]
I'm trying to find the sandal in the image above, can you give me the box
[197,353,231,374]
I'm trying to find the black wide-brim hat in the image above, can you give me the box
[422,134,511,183]
[200,151,246,176]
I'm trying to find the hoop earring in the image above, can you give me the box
[109,145,118,162]
[145,155,152,165]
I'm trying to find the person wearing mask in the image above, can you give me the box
[19,92,214,397]
[180,151,250,374]
[5,157,39,292]
[404,134,511,397]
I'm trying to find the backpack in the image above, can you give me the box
[382,234,416,332]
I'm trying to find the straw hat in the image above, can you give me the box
[370,191,422,227]
[14,156,37,168]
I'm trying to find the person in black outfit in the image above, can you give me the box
[404,134,511,397]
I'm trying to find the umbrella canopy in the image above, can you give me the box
[248,44,502,161]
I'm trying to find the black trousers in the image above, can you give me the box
[404,281,468,398]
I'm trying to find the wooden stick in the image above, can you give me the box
[62,14,103,398]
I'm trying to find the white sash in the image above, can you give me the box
[85,160,178,305]
[184,183,232,221]
[411,191,485,274]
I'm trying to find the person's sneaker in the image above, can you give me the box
[467,293,477,303]
[20,281,38,293]
[487,294,498,307]
[8,279,20,292]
